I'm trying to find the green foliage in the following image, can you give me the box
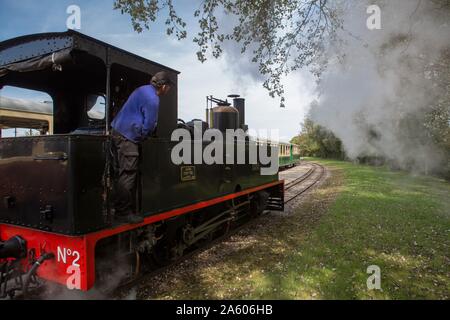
[113,0,340,107]
[291,116,345,159]
[423,49,450,179]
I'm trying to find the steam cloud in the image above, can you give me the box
[310,0,450,172]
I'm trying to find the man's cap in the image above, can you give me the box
[151,71,175,86]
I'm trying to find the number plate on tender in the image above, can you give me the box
[180,166,196,182]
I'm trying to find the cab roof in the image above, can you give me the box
[0,30,179,76]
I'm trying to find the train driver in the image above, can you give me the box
[111,71,173,223]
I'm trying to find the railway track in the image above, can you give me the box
[111,162,326,298]
[284,163,325,204]
[285,167,314,190]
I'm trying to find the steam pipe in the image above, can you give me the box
[105,47,111,135]
[205,96,209,126]
[22,252,54,296]
[104,48,112,222]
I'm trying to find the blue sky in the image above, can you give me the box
[0,0,315,141]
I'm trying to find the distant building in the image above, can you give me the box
[0,96,53,137]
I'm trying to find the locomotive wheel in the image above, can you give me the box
[251,191,270,217]
[151,233,186,266]
[151,241,179,267]
[214,219,231,238]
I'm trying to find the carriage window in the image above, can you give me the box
[87,94,106,120]
[0,86,53,137]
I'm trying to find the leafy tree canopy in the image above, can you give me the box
[113,0,340,107]
[291,114,345,159]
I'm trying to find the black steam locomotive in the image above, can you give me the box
[0,30,284,296]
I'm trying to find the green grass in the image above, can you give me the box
[139,159,450,300]
[263,159,450,299]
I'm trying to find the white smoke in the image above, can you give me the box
[310,0,450,172]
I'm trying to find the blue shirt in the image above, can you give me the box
[111,85,160,143]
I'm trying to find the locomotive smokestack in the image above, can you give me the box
[228,95,246,130]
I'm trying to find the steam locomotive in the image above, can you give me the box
[0,31,285,297]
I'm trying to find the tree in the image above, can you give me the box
[292,115,345,158]
[113,0,340,107]
[423,48,450,178]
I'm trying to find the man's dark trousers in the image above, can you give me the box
[111,130,139,216]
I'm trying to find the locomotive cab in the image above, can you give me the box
[0,31,179,235]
